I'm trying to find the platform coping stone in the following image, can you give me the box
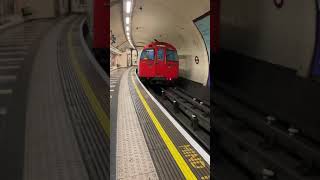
[116,69,159,180]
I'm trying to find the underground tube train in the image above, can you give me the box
[138,41,179,82]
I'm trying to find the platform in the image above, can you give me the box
[112,67,210,180]
[0,15,109,180]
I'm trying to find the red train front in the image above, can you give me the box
[138,41,179,81]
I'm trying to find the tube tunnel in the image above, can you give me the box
[110,0,211,179]
[213,0,320,179]
[110,0,210,86]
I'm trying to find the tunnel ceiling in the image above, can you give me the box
[110,0,210,51]
[110,0,127,51]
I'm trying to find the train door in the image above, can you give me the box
[156,48,166,77]
[166,49,179,79]
[140,48,156,77]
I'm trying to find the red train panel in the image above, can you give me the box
[213,0,220,53]
[138,41,179,80]
[93,0,108,48]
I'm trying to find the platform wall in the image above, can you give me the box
[22,0,85,19]
[72,0,87,12]
[57,0,69,15]
[117,53,128,67]
[220,0,317,76]
[24,0,56,18]
[178,24,209,86]
[0,0,24,22]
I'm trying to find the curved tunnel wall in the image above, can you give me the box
[110,1,128,52]
[220,0,317,76]
[110,0,210,85]
[132,0,210,85]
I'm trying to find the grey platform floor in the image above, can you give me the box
[110,68,127,180]
[0,15,109,180]
[23,16,89,180]
[112,67,210,180]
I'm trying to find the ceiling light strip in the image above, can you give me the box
[123,0,135,49]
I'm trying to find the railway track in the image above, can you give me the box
[213,85,320,180]
[144,82,210,151]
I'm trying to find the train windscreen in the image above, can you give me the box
[140,49,154,60]
[157,49,164,61]
[166,49,178,61]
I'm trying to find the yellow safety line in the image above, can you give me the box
[130,71,197,180]
[67,21,110,137]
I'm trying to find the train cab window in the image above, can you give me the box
[140,49,154,60]
[166,49,178,61]
[157,49,164,61]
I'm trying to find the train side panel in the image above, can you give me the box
[166,61,179,80]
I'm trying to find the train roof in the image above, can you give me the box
[143,41,177,51]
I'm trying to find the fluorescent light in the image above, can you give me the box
[125,17,130,24]
[126,26,129,31]
[127,32,130,35]
[126,1,132,13]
